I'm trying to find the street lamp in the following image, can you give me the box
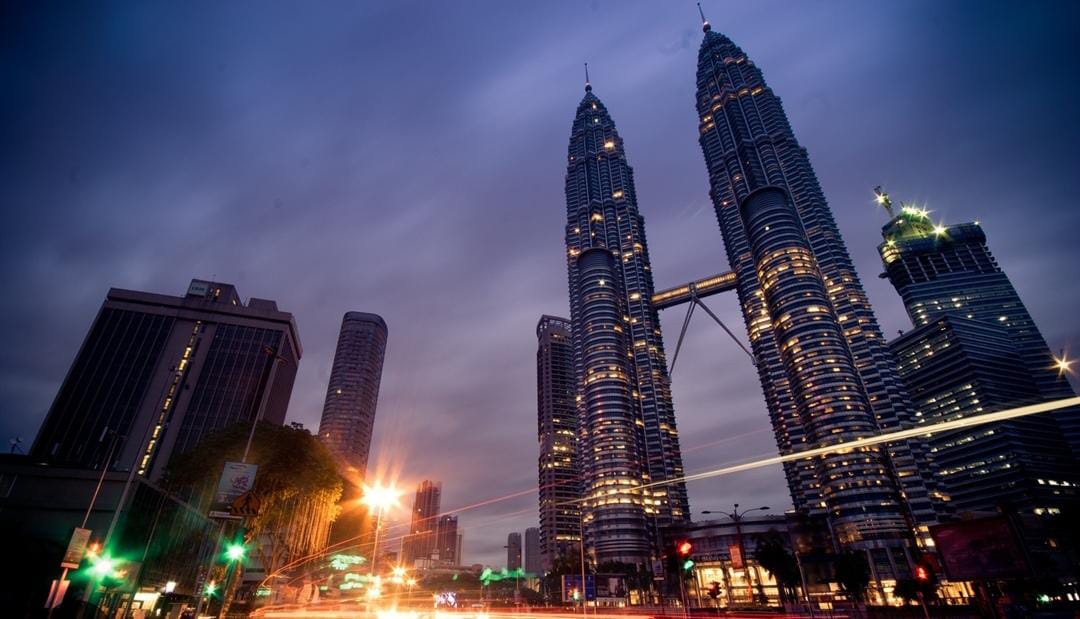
[700,505,770,605]
[361,483,401,579]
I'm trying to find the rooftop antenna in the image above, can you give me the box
[584,62,591,92]
[698,2,711,32]
[873,185,895,218]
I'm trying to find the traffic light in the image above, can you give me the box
[707,581,721,599]
[914,566,929,582]
[225,542,247,562]
[913,555,937,586]
[676,540,695,572]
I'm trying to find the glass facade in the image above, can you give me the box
[563,83,689,564]
[536,315,582,570]
[693,19,942,567]
[317,312,388,476]
[890,316,1078,513]
[879,211,1080,460]
[31,307,174,469]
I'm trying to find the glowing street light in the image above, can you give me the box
[361,483,401,578]
[392,566,407,578]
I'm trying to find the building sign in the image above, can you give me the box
[214,462,258,504]
[187,281,210,297]
[61,527,92,569]
[729,544,744,569]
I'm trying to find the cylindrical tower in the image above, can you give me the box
[575,247,650,564]
[739,187,908,547]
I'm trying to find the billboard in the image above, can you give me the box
[929,516,1029,581]
[561,574,595,602]
[214,462,258,504]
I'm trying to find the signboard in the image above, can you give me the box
[729,543,744,569]
[231,491,261,517]
[214,462,258,504]
[930,516,1029,581]
[61,527,92,569]
[561,574,596,602]
[594,574,628,600]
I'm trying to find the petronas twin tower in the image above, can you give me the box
[561,16,941,572]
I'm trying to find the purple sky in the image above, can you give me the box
[3,1,1079,567]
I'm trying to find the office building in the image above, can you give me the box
[692,14,943,573]
[317,312,388,476]
[31,279,301,480]
[507,532,522,571]
[402,480,442,566]
[877,198,1080,458]
[536,315,581,570]
[563,78,689,564]
[524,527,541,576]
[891,315,1078,513]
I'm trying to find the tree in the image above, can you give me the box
[167,422,343,593]
[893,578,937,606]
[754,530,801,605]
[833,551,871,604]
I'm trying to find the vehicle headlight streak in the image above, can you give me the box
[636,396,1080,492]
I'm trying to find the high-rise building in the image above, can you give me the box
[507,532,522,570]
[563,78,689,565]
[536,315,581,571]
[877,199,1080,459]
[524,527,541,576]
[434,514,460,566]
[692,16,942,568]
[891,315,1078,513]
[402,480,442,566]
[31,279,301,480]
[317,312,388,476]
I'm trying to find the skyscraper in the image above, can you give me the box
[536,315,581,570]
[402,480,442,566]
[435,514,460,566]
[31,279,301,480]
[563,78,689,564]
[692,16,942,566]
[877,198,1080,459]
[507,532,522,570]
[890,315,1078,513]
[317,312,388,476]
[524,527,541,576]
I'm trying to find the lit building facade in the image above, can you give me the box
[435,514,460,566]
[31,279,301,480]
[879,200,1080,513]
[692,17,943,573]
[878,204,1080,460]
[317,312,388,477]
[564,81,689,565]
[536,315,581,570]
[890,315,1078,514]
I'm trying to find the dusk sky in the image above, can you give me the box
[2,1,1079,567]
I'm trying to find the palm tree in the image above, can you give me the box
[753,530,800,606]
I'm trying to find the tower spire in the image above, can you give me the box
[698,2,711,32]
[584,62,591,92]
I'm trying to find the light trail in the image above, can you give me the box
[264,397,1079,587]
[639,396,1080,491]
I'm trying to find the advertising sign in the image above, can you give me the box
[214,462,258,504]
[61,527,92,569]
[594,574,628,600]
[561,574,596,602]
[930,516,1029,581]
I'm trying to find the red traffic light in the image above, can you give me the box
[914,566,929,582]
[677,540,693,557]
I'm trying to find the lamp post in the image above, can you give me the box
[701,505,770,605]
[361,483,401,583]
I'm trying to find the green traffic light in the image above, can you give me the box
[204,581,218,596]
[226,543,246,562]
[682,559,695,571]
[90,556,117,578]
